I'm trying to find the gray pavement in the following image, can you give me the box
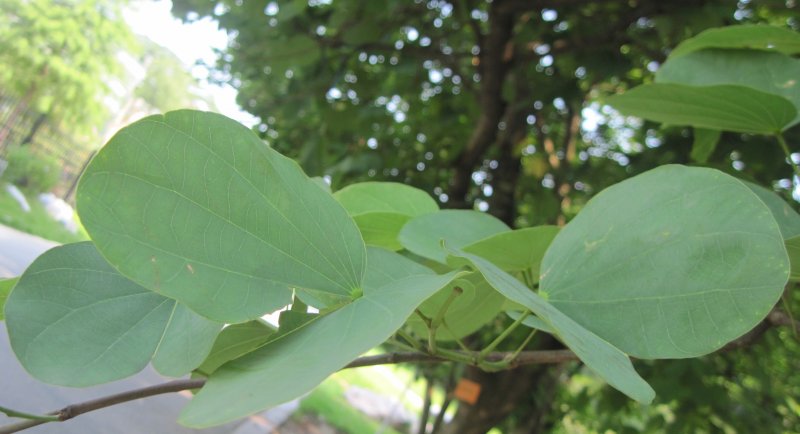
[0,224,57,278]
[0,224,294,433]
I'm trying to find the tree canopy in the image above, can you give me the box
[0,0,135,134]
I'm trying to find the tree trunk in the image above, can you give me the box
[447,1,515,209]
[20,112,47,146]
[0,92,33,150]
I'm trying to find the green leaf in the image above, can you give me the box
[277,309,317,333]
[4,242,222,386]
[362,246,436,291]
[657,49,800,125]
[463,226,560,274]
[540,165,789,359]
[447,249,655,404]
[151,303,224,377]
[333,182,438,216]
[77,110,366,322]
[786,236,800,282]
[179,270,464,428]
[743,182,800,239]
[196,321,276,376]
[399,210,510,264]
[506,310,554,334]
[669,24,800,59]
[353,212,411,251]
[363,247,501,340]
[0,277,18,321]
[690,128,721,164]
[744,182,800,282]
[607,83,797,134]
[407,274,506,341]
[342,20,383,46]
[267,35,320,71]
[310,176,332,193]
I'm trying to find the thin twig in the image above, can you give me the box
[0,379,205,434]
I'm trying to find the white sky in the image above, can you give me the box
[123,0,260,127]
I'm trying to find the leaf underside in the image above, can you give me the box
[5,242,221,386]
[540,165,789,359]
[78,110,366,322]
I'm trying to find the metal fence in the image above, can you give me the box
[0,90,96,201]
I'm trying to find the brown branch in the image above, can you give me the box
[0,349,573,433]
[2,308,794,434]
[447,1,516,208]
[0,379,206,434]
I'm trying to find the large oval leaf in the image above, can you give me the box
[399,210,510,263]
[179,269,464,428]
[78,110,366,322]
[669,24,800,59]
[657,49,800,125]
[540,165,789,359]
[607,83,797,134]
[447,249,654,404]
[4,243,221,386]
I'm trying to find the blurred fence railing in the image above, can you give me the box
[0,90,95,201]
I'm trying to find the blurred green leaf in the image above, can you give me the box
[463,226,560,275]
[335,182,439,250]
[669,24,800,58]
[743,182,800,239]
[786,235,800,282]
[690,128,721,164]
[334,182,438,216]
[657,49,800,125]
[608,83,797,133]
[352,212,410,250]
[399,210,510,263]
[0,277,18,321]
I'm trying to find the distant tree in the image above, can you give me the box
[134,39,199,113]
[0,0,136,144]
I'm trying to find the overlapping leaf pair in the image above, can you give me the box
[608,25,800,154]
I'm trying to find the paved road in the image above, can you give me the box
[0,225,290,434]
[0,225,56,278]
